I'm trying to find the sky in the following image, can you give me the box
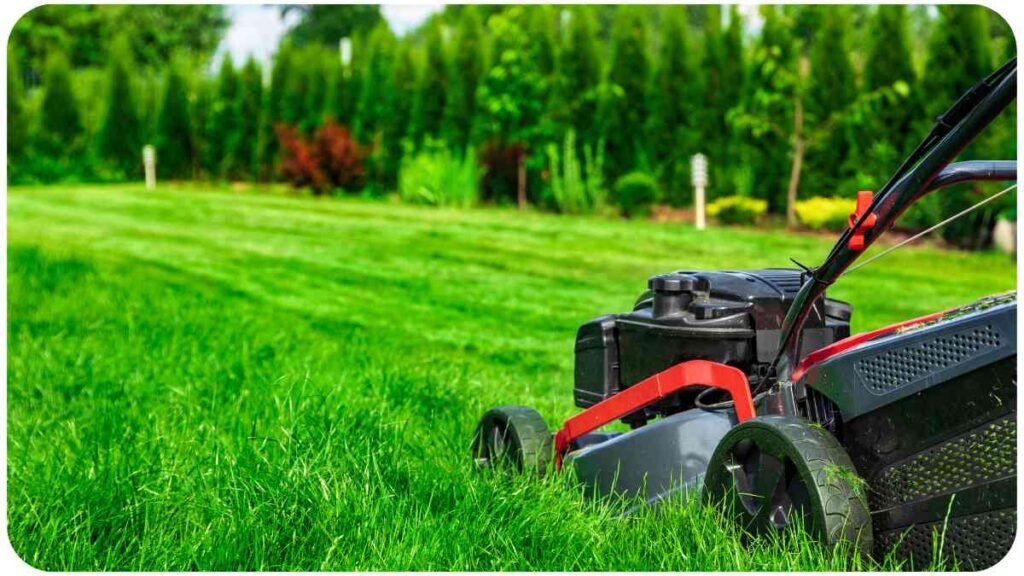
[216,4,444,66]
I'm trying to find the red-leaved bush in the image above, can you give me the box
[275,120,366,195]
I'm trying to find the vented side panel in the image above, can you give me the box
[872,415,1016,510]
[855,324,1002,394]
[874,509,1016,570]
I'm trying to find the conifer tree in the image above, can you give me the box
[98,35,145,177]
[649,6,696,205]
[441,6,484,152]
[205,54,241,178]
[301,52,328,134]
[805,6,856,196]
[39,50,83,157]
[7,45,28,168]
[155,57,194,180]
[355,24,397,141]
[237,56,264,179]
[600,5,651,181]
[411,23,448,146]
[556,7,601,147]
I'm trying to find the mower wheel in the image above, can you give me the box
[473,406,553,475]
[702,416,872,556]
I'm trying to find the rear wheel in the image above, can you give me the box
[472,406,553,475]
[703,416,872,556]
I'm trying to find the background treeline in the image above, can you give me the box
[6,4,1017,246]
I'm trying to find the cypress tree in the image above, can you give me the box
[441,5,484,152]
[411,23,448,146]
[805,6,857,196]
[863,4,919,166]
[7,45,28,167]
[556,7,601,147]
[742,5,796,213]
[378,40,416,186]
[155,57,194,180]
[649,6,696,205]
[258,41,293,180]
[98,35,145,177]
[921,5,997,246]
[39,50,82,157]
[237,56,264,180]
[301,52,328,134]
[205,54,242,179]
[355,24,396,141]
[601,5,651,181]
[922,5,992,120]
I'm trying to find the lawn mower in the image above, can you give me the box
[473,59,1018,569]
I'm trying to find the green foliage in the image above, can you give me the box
[601,6,651,181]
[355,24,397,141]
[442,6,484,151]
[7,45,29,177]
[11,5,228,69]
[707,195,768,225]
[236,57,264,180]
[38,50,83,159]
[283,5,382,47]
[556,8,602,145]
[794,196,854,231]
[545,129,606,214]
[204,55,242,179]
[805,7,857,196]
[411,24,448,146]
[649,6,696,206]
[155,58,194,180]
[612,172,660,218]
[476,9,546,151]
[98,35,145,178]
[398,143,480,208]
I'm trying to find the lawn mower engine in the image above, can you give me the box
[473,59,1017,570]
[566,268,851,494]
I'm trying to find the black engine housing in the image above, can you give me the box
[573,268,851,413]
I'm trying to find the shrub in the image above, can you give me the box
[612,172,660,217]
[545,130,606,214]
[795,196,854,232]
[275,120,366,195]
[398,146,480,208]
[312,120,367,193]
[706,195,768,225]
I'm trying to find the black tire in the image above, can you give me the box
[703,416,873,556]
[472,406,553,475]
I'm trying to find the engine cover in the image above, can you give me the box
[573,268,851,409]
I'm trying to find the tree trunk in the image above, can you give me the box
[786,93,805,228]
[517,151,527,210]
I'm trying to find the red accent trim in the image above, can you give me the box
[553,360,754,469]
[847,191,878,251]
[789,309,948,382]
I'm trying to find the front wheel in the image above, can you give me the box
[702,416,873,556]
[472,406,553,475]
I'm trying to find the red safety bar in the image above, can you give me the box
[553,360,754,468]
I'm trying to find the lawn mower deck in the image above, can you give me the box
[474,59,1018,569]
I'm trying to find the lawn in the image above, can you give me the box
[6,184,1016,570]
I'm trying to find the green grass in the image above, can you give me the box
[7,184,1015,570]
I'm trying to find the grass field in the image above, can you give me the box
[7,184,1016,570]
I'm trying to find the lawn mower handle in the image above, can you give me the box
[771,60,1017,382]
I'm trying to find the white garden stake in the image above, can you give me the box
[691,153,708,230]
[143,145,156,190]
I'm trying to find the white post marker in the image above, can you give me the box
[143,145,156,191]
[339,37,352,73]
[691,153,708,230]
